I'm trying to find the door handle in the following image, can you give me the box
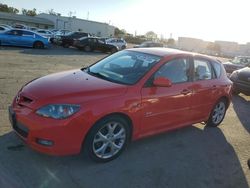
[212,85,217,90]
[181,89,191,95]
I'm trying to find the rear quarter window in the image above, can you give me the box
[212,61,222,78]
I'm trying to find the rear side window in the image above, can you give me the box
[194,59,212,80]
[22,31,33,36]
[212,61,221,78]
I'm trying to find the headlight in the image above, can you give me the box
[230,71,238,81]
[36,104,80,119]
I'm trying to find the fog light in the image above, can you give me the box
[36,138,54,146]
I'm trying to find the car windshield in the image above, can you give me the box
[231,57,250,65]
[85,50,161,85]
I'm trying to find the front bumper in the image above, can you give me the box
[9,105,90,156]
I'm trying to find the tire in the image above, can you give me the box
[232,88,240,95]
[84,115,130,162]
[111,47,117,54]
[206,99,227,127]
[84,45,91,52]
[63,43,70,48]
[33,41,44,49]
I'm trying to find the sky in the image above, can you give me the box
[2,0,250,43]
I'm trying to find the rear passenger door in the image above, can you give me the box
[190,57,218,121]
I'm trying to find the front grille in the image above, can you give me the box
[13,122,29,138]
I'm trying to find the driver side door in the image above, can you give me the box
[140,56,194,135]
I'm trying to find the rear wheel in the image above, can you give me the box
[63,43,70,48]
[111,47,117,54]
[84,116,130,162]
[84,45,91,52]
[206,99,227,127]
[33,41,44,49]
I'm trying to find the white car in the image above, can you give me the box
[105,38,127,50]
[36,30,54,38]
[0,26,10,33]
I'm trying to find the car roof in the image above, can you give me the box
[126,47,217,60]
[126,47,191,57]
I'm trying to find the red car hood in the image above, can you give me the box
[18,69,127,108]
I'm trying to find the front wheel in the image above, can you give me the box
[33,41,44,49]
[84,45,91,52]
[206,99,227,127]
[84,116,130,162]
[111,47,117,54]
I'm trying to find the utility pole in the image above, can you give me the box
[87,11,89,20]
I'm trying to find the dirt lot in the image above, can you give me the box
[0,46,249,188]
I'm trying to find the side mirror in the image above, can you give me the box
[153,77,172,87]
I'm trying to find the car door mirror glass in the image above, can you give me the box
[153,77,172,87]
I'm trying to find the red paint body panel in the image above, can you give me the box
[10,48,232,156]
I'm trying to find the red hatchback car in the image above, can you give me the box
[9,48,232,162]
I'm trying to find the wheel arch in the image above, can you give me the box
[33,40,44,47]
[82,112,134,148]
[217,96,230,109]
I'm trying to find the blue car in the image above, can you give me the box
[0,29,50,49]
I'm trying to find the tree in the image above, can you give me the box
[114,27,126,36]
[0,3,19,13]
[166,38,175,47]
[22,8,37,16]
[47,9,61,16]
[145,31,157,40]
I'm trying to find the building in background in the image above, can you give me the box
[0,12,54,29]
[214,41,239,57]
[37,13,115,37]
[178,37,250,57]
[178,37,208,53]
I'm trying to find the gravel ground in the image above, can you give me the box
[0,46,249,188]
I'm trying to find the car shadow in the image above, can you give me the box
[0,45,111,56]
[0,125,248,188]
[232,94,250,133]
[21,46,111,56]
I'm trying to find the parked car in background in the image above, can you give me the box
[36,29,55,42]
[74,36,118,53]
[230,67,250,95]
[0,29,50,49]
[0,26,10,33]
[105,38,127,50]
[29,27,39,31]
[60,32,90,48]
[134,41,164,48]
[223,56,250,74]
[0,24,12,29]
[13,24,29,29]
[9,48,232,162]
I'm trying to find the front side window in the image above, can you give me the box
[154,58,190,84]
[87,51,161,85]
[194,59,212,81]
